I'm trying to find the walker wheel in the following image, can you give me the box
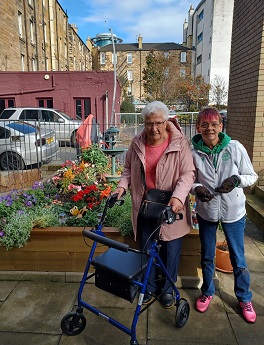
[175,298,190,327]
[61,312,86,336]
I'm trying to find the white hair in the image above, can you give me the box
[141,101,169,121]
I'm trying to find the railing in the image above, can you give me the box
[0,112,227,177]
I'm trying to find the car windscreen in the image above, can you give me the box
[58,111,76,121]
[0,109,16,119]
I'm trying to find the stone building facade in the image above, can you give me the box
[96,35,192,101]
[0,0,92,72]
[227,0,264,182]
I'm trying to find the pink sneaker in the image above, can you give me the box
[239,302,256,323]
[196,294,213,312]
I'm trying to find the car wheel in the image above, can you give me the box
[0,152,25,171]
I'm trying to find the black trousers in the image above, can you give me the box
[137,213,183,294]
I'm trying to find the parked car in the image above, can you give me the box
[0,108,82,146]
[0,121,59,170]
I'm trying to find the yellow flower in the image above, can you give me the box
[79,161,86,170]
[63,169,74,180]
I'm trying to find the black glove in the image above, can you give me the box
[195,186,214,202]
[215,175,241,193]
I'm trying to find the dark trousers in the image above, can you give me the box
[137,213,182,294]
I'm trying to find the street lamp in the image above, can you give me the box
[109,28,117,127]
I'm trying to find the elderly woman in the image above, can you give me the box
[114,101,195,308]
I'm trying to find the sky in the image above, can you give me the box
[59,0,201,44]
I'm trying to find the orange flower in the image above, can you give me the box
[100,186,111,199]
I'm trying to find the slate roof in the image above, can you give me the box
[99,42,192,52]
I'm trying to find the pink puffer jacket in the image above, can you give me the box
[117,120,195,241]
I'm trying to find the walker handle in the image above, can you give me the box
[82,230,130,252]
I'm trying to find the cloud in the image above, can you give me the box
[60,0,200,43]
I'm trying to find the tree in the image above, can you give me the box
[142,52,210,110]
[173,75,210,111]
[120,95,135,113]
[142,51,175,102]
[210,75,228,108]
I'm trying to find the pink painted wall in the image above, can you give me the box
[0,71,121,132]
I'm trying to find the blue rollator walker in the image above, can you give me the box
[61,194,190,344]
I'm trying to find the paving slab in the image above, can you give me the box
[0,281,78,334]
[229,314,264,345]
[0,281,19,301]
[0,332,61,345]
[60,307,147,345]
[148,289,238,345]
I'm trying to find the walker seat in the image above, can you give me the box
[92,248,148,302]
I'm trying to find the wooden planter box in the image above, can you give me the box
[0,227,201,277]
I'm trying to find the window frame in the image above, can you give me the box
[100,52,105,65]
[127,70,133,81]
[18,12,23,38]
[198,32,203,44]
[180,51,187,63]
[127,52,133,64]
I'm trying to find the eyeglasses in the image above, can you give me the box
[145,120,166,128]
[199,122,221,129]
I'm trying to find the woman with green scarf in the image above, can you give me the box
[191,107,258,323]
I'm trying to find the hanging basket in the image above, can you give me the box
[215,241,233,273]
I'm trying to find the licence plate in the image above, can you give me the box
[46,137,54,144]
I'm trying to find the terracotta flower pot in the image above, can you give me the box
[215,241,233,273]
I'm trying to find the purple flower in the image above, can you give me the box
[17,210,25,215]
[32,181,44,189]
[0,230,4,237]
[25,200,33,207]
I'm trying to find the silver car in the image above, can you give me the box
[0,107,82,146]
[0,121,59,170]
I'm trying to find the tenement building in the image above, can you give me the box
[95,35,192,101]
[0,0,92,72]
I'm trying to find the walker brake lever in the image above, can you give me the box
[108,191,126,208]
[163,206,183,224]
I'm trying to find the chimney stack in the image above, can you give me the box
[138,34,142,49]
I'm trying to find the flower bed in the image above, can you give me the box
[0,145,131,250]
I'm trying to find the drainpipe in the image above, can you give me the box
[22,0,30,71]
[33,0,39,70]
[105,91,109,132]
[41,0,47,70]
[55,2,60,70]
[49,0,56,70]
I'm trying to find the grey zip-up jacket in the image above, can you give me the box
[191,133,258,223]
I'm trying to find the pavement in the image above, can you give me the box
[0,218,263,345]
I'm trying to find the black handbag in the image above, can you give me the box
[139,188,172,219]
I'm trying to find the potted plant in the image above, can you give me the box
[215,224,233,273]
